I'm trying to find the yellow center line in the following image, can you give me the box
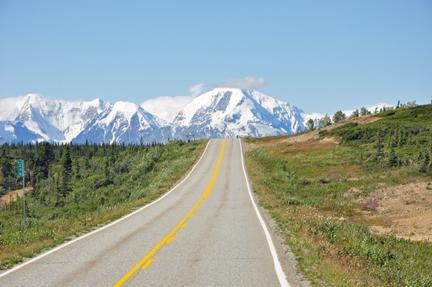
[142,259,153,269]
[114,139,226,287]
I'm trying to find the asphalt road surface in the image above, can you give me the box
[0,139,288,286]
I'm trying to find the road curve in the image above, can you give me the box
[0,139,288,286]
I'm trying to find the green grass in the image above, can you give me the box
[245,104,432,286]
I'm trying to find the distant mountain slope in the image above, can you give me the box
[0,94,111,142]
[0,89,316,143]
[72,101,170,144]
[172,88,307,138]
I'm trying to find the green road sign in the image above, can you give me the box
[18,160,24,177]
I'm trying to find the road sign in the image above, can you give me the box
[18,160,24,177]
[17,160,26,226]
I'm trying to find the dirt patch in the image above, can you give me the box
[356,182,432,242]
[0,187,33,208]
[319,136,340,144]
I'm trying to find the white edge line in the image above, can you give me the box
[239,138,290,287]
[0,139,212,279]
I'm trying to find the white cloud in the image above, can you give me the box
[306,112,325,120]
[189,83,204,97]
[189,76,266,96]
[0,95,27,121]
[141,95,195,122]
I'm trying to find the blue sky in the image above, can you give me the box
[1,0,431,117]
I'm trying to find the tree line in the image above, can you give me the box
[304,100,419,132]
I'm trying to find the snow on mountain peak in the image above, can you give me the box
[1,89,316,144]
[171,88,306,138]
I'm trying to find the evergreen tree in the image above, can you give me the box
[84,158,90,172]
[397,128,403,148]
[420,152,430,173]
[430,134,432,155]
[387,147,397,167]
[109,148,116,165]
[37,142,54,178]
[0,149,13,178]
[104,157,110,185]
[376,131,383,156]
[31,164,37,188]
[388,136,394,149]
[60,145,72,199]
[61,145,73,173]
[363,128,369,141]
[74,159,81,179]
[55,175,60,203]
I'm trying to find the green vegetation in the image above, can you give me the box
[245,104,432,286]
[0,139,206,270]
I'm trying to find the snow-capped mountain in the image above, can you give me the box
[0,94,168,144]
[72,101,170,144]
[0,89,316,144]
[172,88,307,138]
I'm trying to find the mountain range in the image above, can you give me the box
[0,88,317,144]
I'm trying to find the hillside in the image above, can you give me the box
[244,104,432,286]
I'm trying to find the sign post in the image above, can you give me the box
[18,160,25,227]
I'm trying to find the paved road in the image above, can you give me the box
[0,139,287,286]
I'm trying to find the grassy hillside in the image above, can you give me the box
[0,139,207,270]
[245,104,432,286]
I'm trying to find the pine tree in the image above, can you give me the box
[0,149,13,178]
[74,159,81,179]
[55,175,60,203]
[430,134,432,155]
[31,164,37,188]
[109,148,116,165]
[38,142,54,178]
[376,131,383,156]
[61,145,73,173]
[363,128,369,141]
[420,152,430,173]
[388,136,394,149]
[60,145,72,199]
[394,128,400,146]
[387,147,397,167]
[84,158,90,172]
[397,128,403,148]
[104,157,110,185]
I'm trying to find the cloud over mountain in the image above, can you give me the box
[141,95,195,122]
[189,77,266,97]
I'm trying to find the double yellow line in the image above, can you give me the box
[114,139,226,286]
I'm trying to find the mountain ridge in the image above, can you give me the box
[0,89,317,144]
